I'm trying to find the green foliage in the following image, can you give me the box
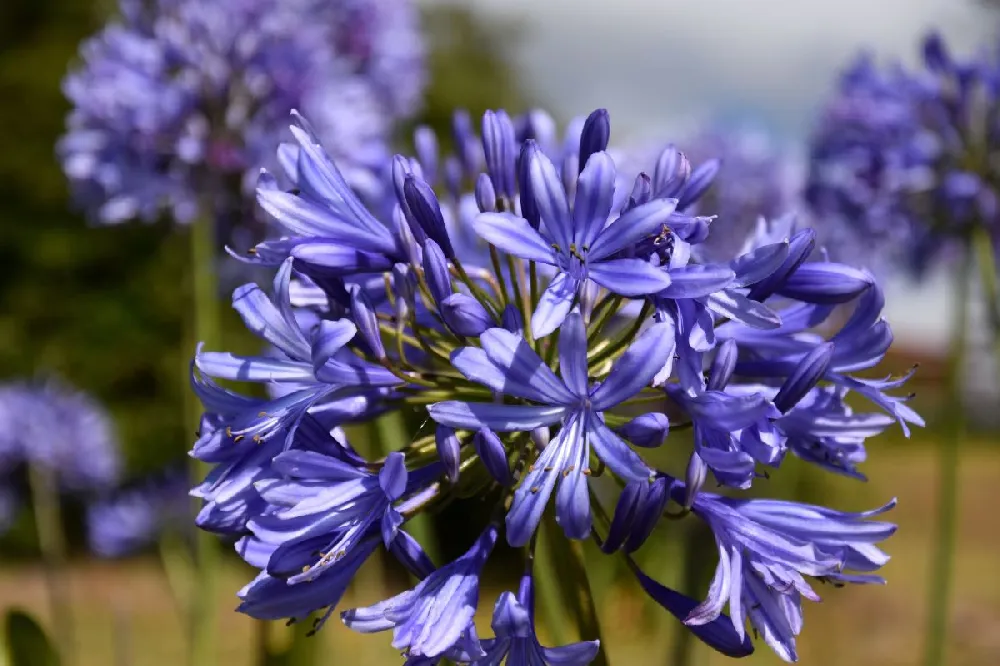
[3,609,61,666]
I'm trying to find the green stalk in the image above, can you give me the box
[671,522,715,666]
[187,213,221,666]
[972,225,1000,359]
[536,515,609,666]
[922,248,972,666]
[27,462,74,666]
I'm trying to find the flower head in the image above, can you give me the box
[59,0,425,225]
[189,106,916,661]
[806,32,1000,276]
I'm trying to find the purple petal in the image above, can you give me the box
[541,641,602,665]
[291,242,393,275]
[588,419,651,483]
[441,294,494,337]
[379,452,408,500]
[311,320,358,373]
[428,401,568,432]
[559,311,590,396]
[591,321,676,410]
[706,290,781,330]
[480,329,576,404]
[195,352,313,382]
[588,199,679,260]
[630,562,754,658]
[657,265,735,299]
[526,144,573,251]
[776,263,874,305]
[506,415,582,546]
[473,212,556,265]
[618,412,670,448]
[555,416,592,539]
[589,258,673,295]
[573,151,616,249]
[531,273,580,339]
[730,241,790,288]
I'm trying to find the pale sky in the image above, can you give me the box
[422,0,997,351]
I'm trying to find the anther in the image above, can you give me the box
[530,486,540,493]
[233,435,244,443]
[583,468,592,476]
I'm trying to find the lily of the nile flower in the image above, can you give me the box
[473,574,600,665]
[725,282,924,434]
[429,312,674,546]
[776,385,894,479]
[342,525,499,660]
[245,113,406,273]
[195,257,400,448]
[683,486,896,662]
[665,339,785,494]
[243,449,430,585]
[0,380,122,492]
[474,144,680,338]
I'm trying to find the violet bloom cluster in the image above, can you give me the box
[0,380,121,533]
[806,32,1000,276]
[191,107,921,663]
[59,0,425,225]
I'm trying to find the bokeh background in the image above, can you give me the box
[0,0,998,664]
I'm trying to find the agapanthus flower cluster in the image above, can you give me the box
[59,0,425,225]
[806,31,1000,276]
[0,379,121,533]
[191,106,921,663]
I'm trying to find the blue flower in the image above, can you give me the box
[474,575,600,665]
[685,489,896,662]
[474,144,678,337]
[342,525,498,660]
[86,468,190,558]
[429,312,674,545]
[194,258,399,445]
[242,449,409,584]
[0,379,121,492]
[59,0,426,226]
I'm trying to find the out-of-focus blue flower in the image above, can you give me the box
[86,468,190,558]
[0,380,121,492]
[59,0,426,225]
[806,32,1000,276]
[190,106,916,661]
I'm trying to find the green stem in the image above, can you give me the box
[187,214,221,666]
[536,515,609,666]
[922,248,972,666]
[28,463,74,666]
[972,225,1000,358]
[671,522,716,666]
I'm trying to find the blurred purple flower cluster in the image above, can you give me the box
[806,32,1000,277]
[59,0,425,225]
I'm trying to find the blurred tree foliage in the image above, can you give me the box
[0,1,531,482]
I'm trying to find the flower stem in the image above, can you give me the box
[187,213,221,666]
[27,462,74,666]
[972,225,1000,358]
[922,247,972,666]
[536,515,609,666]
